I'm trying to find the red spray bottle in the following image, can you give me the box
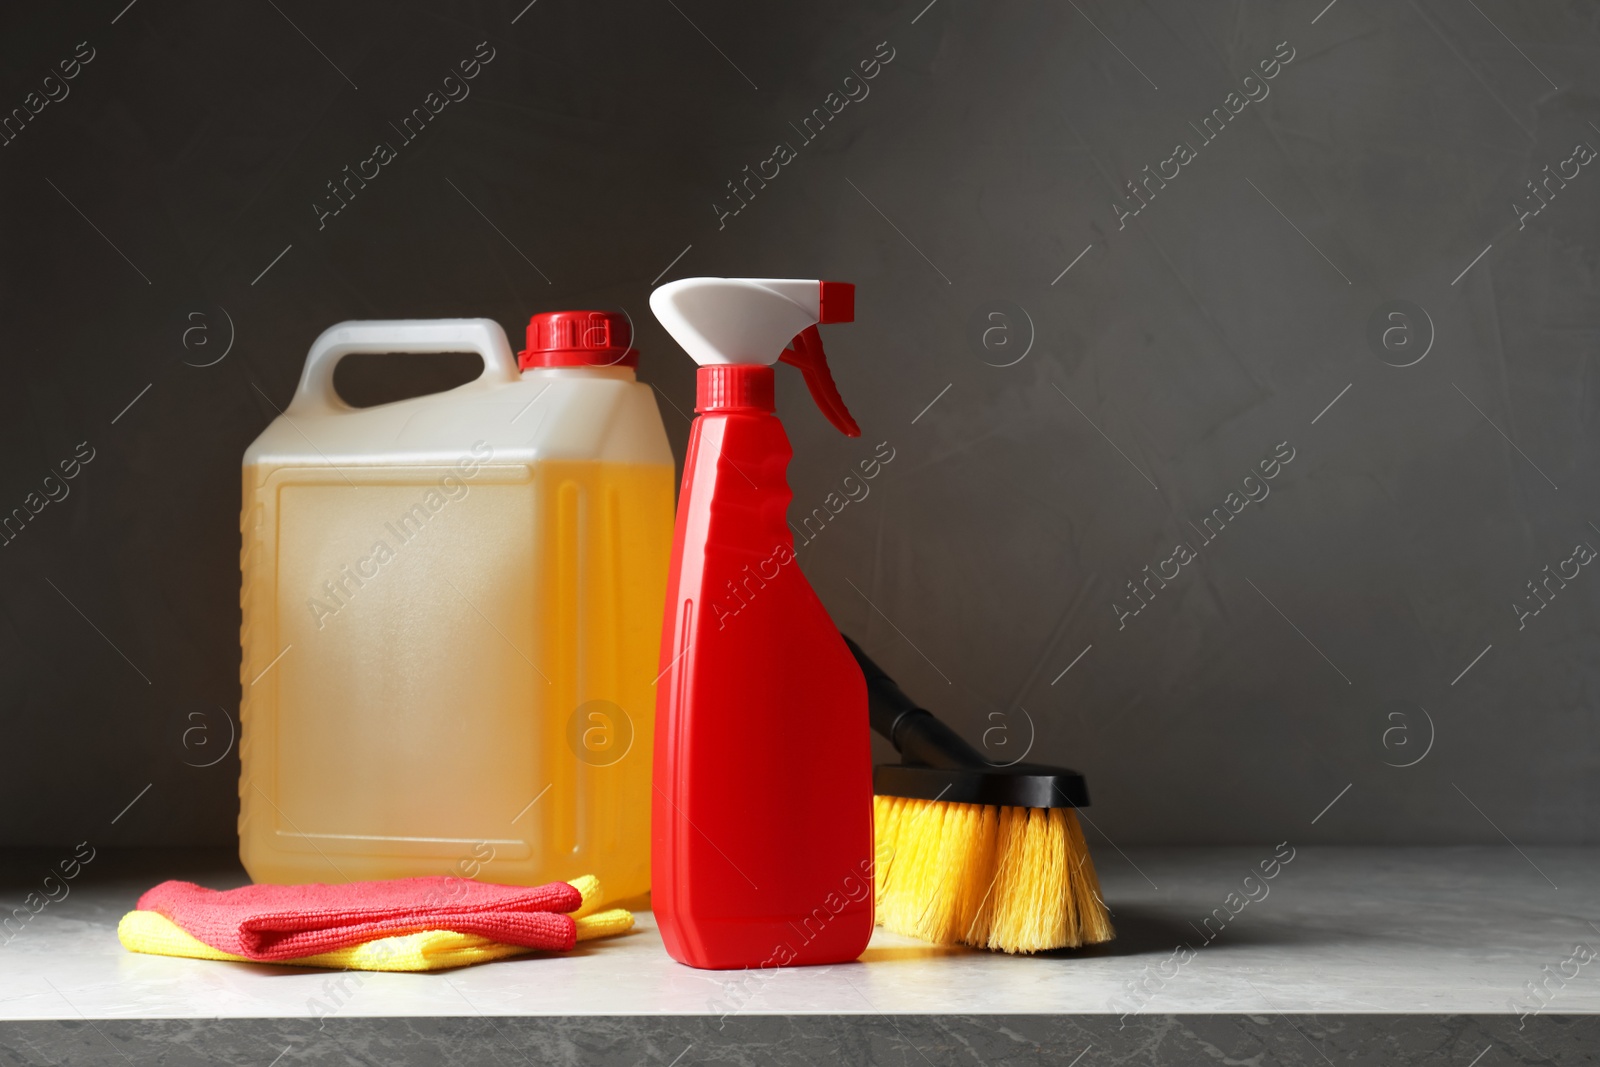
[648,277,873,970]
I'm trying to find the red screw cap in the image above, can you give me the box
[520,310,639,369]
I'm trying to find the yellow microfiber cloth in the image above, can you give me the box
[118,874,635,972]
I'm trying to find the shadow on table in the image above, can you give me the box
[858,903,1339,962]
[1037,903,1338,959]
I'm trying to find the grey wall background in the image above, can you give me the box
[2,0,1597,850]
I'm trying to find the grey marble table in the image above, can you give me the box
[0,846,1595,1064]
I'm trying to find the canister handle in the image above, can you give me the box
[286,319,520,416]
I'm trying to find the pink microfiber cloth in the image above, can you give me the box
[137,877,582,962]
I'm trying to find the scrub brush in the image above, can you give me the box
[846,636,1114,954]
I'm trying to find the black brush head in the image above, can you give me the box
[873,761,1090,809]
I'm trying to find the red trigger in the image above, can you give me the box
[778,326,860,438]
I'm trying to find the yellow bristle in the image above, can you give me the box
[873,797,1114,954]
[871,794,906,911]
[989,807,1065,952]
[876,794,961,942]
[1064,809,1115,944]
[950,803,999,946]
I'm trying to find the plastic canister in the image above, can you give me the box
[239,315,674,900]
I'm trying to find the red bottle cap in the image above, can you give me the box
[696,365,775,413]
[519,311,639,370]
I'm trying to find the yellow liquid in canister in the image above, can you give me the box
[239,458,674,899]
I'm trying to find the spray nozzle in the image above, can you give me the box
[650,277,860,436]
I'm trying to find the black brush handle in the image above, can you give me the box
[844,634,985,770]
